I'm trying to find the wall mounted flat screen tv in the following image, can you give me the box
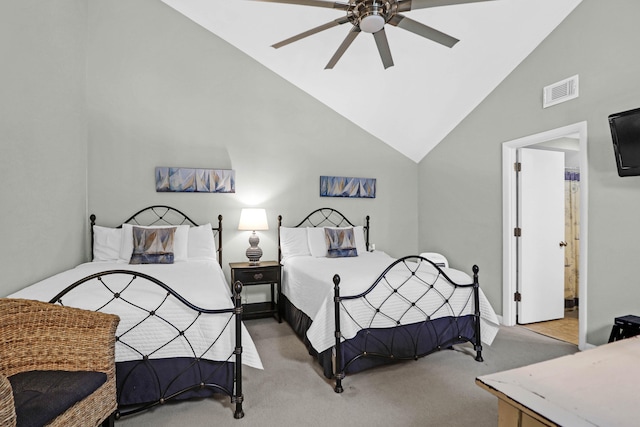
[609,107,640,177]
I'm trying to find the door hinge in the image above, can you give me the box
[514,162,522,172]
[514,227,522,237]
[514,292,521,302]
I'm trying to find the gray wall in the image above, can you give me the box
[418,0,640,345]
[0,1,88,296]
[85,0,418,300]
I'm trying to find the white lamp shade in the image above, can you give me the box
[238,208,269,231]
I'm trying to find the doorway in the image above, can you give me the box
[502,122,588,350]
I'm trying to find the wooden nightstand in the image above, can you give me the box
[229,261,281,322]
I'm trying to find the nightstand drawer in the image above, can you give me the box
[234,267,279,285]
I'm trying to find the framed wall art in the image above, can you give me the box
[155,167,235,193]
[320,175,376,198]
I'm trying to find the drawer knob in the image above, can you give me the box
[253,273,263,280]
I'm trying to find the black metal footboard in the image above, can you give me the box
[48,270,245,419]
[332,256,483,393]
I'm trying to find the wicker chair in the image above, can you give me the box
[0,298,119,427]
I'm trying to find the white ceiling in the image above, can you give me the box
[161,0,582,162]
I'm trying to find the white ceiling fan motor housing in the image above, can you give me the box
[355,0,389,33]
[360,14,385,33]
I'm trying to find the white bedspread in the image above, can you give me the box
[282,251,500,353]
[9,260,263,369]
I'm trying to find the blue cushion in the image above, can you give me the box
[9,370,107,427]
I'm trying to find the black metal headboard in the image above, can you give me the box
[90,205,223,266]
[277,208,370,262]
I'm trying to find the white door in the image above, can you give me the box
[517,148,565,324]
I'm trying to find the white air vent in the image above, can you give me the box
[543,74,579,108]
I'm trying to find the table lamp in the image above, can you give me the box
[238,208,269,265]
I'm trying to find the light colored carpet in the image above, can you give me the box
[117,319,577,427]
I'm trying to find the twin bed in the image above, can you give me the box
[8,206,262,419]
[7,205,499,419]
[278,208,500,392]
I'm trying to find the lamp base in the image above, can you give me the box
[246,231,263,265]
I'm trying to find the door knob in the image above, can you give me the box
[559,241,567,247]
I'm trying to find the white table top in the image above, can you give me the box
[477,336,640,427]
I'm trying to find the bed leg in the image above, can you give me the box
[472,265,484,363]
[333,274,345,393]
[334,373,344,394]
[233,281,245,419]
[233,396,244,419]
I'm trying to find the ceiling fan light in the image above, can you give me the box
[360,14,385,33]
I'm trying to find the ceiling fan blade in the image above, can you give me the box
[325,27,361,69]
[250,0,350,11]
[398,0,495,12]
[373,29,394,69]
[272,17,350,49]
[388,15,459,48]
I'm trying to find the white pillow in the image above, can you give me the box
[120,224,189,262]
[353,226,367,254]
[188,224,217,261]
[419,252,449,268]
[93,226,122,261]
[307,227,328,257]
[280,227,310,263]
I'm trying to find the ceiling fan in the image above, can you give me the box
[251,0,496,69]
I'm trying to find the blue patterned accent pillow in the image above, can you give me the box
[324,227,358,258]
[129,226,175,264]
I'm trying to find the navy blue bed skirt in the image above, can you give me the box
[281,294,477,379]
[116,357,234,408]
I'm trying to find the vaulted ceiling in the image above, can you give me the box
[161,0,582,162]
